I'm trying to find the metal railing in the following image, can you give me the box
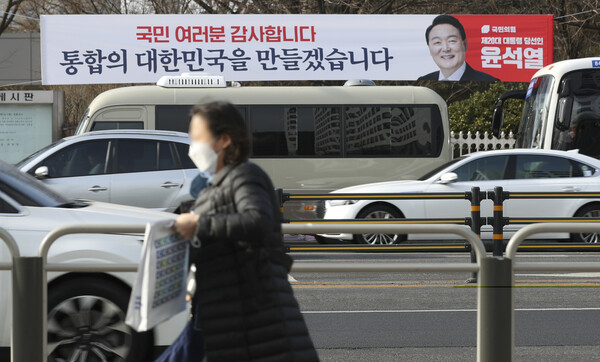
[1,220,600,361]
[0,227,23,362]
[280,187,600,253]
[0,225,146,362]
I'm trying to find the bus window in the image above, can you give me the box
[156,105,247,133]
[345,105,443,157]
[156,105,192,133]
[91,121,143,131]
[312,107,342,156]
[249,106,342,157]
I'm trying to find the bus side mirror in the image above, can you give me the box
[491,89,526,138]
[492,100,504,138]
[555,97,573,131]
[559,78,572,98]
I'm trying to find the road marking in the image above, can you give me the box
[513,255,570,258]
[290,245,466,251]
[516,272,600,278]
[294,280,458,284]
[293,278,600,285]
[292,254,600,261]
[301,307,600,314]
[294,284,456,289]
[292,278,600,289]
[294,284,600,289]
[288,274,298,283]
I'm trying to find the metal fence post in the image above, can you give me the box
[488,186,508,257]
[466,186,484,283]
[12,256,45,362]
[276,188,291,251]
[276,188,290,223]
[477,256,514,362]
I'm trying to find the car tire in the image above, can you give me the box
[314,235,346,244]
[353,204,407,245]
[571,204,600,243]
[47,276,152,362]
[315,235,330,244]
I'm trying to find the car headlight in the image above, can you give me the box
[327,200,357,207]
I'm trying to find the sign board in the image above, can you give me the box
[0,90,54,104]
[40,14,554,85]
[0,91,62,164]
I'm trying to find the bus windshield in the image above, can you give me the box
[516,75,554,149]
[551,69,600,158]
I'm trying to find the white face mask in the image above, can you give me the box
[188,141,219,174]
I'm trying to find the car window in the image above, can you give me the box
[16,139,66,167]
[117,140,158,173]
[0,194,19,214]
[40,141,109,178]
[0,182,37,207]
[158,142,177,171]
[453,155,509,182]
[174,142,196,169]
[515,155,572,179]
[418,157,464,181]
[571,160,596,177]
[1,161,70,207]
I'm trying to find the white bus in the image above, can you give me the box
[493,57,600,158]
[75,74,452,218]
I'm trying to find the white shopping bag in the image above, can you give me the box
[125,219,189,332]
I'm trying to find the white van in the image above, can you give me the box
[76,74,452,218]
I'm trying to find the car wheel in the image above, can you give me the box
[314,235,345,244]
[572,204,600,243]
[315,235,330,244]
[353,204,407,245]
[47,277,152,362]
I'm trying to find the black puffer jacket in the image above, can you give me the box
[190,160,319,362]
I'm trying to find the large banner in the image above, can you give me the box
[40,14,553,85]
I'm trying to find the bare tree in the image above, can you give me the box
[0,0,25,35]
[150,0,193,14]
[7,0,600,137]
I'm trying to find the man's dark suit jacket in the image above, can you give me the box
[418,63,499,82]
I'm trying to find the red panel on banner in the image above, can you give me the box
[453,14,554,82]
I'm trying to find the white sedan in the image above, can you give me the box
[0,160,184,361]
[322,149,600,244]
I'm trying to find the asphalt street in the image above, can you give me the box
[289,250,600,362]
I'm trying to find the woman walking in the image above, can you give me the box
[172,101,319,362]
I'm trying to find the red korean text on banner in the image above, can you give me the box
[453,14,554,82]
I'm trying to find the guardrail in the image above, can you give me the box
[0,227,23,362]
[1,220,600,361]
[280,187,600,281]
[0,225,146,362]
[280,187,600,248]
[280,188,487,282]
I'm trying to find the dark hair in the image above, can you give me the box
[190,101,250,165]
[425,15,466,44]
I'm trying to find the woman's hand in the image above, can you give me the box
[173,213,200,239]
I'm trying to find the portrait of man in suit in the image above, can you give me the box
[418,15,499,82]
